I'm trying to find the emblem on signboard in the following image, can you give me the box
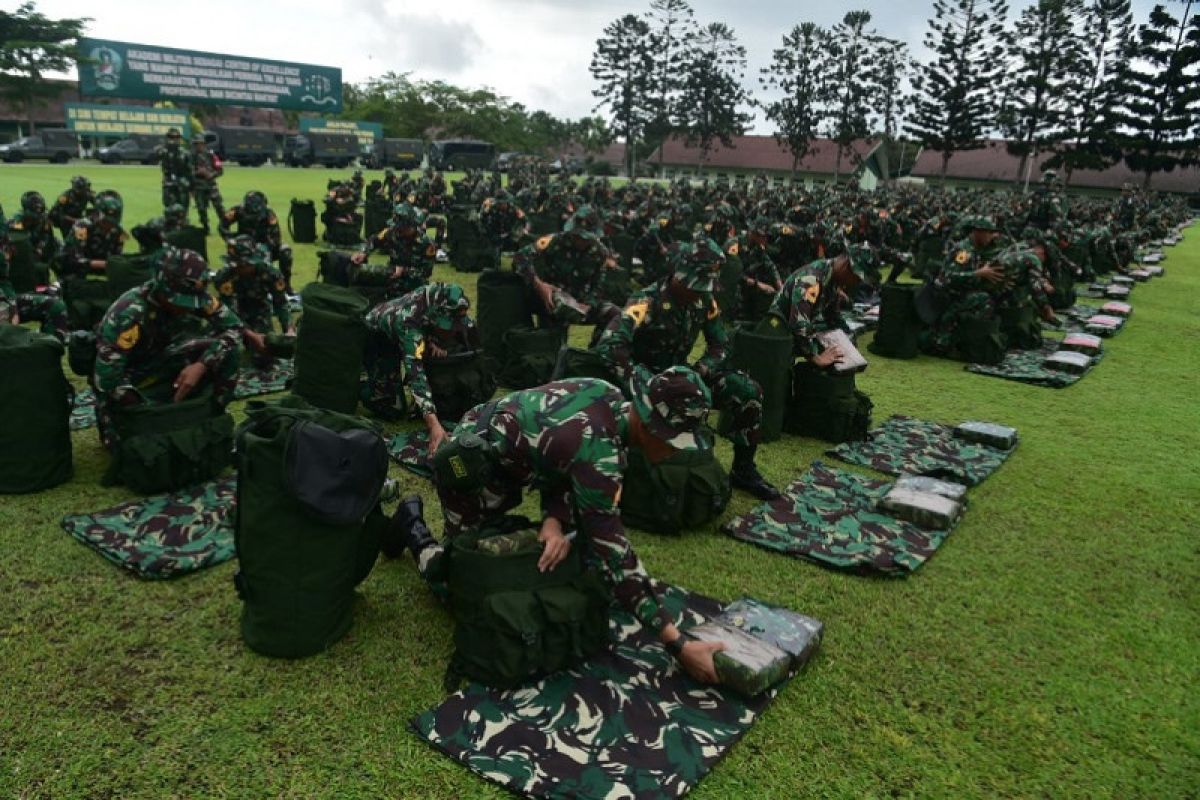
[90,46,123,91]
[301,75,337,107]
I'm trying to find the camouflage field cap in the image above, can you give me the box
[432,430,496,493]
[674,237,725,294]
[154,248,212,311]
[227,234,267,263]
[634,366,713,451]
[21,191,46,216]
[424,282,470,330]
[391,202,425,229]
[564,205,600,234]
[845,242,881,287]
[164,203,187,222]
[165,128,182,142]
[966,216,1000,232]
[95,194,122,220]
[70,175,91,192]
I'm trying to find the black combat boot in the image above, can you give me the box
[730,443,781,501]
[384,495,436,559]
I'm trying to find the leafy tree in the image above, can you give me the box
[645,0,697,168]
[906,0,1010,181]
[0,2,89,134]
[825,11,880,179]
[571,116,615,154]
[759,23,831,175]
[675,22,753,167]
[590,14,659,177]
[1111,2,1200,187]
[998,0,1085,189]
[1045,0,1135,183]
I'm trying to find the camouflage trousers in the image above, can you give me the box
[363,330,406,413]
[94,337,240,450]
[708,367,763,448]
[191,182,225,232]
[162,182,191,216]
[919,291,995,356]
[237,308,277,368]
[14,293,69,342]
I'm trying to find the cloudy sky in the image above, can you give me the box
[34,0,1165,133]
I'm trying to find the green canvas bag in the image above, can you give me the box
[498,326,565,389]
[62,274,112,331]
[718,318,792,443]
[445,516,611,689]
[869,283,922,359]
[234,396,385,658]
[5,232,48,293]
[955,316,1007,365]
[67,330,97,377]
[423,349,498,422]
[476,270,533,367]
[106,253,155,300]
[0,326,72,493]
[620,445,731,535]
[787,364,873,443]
[164,226,208,262]
[551,346,614,382]
[292,283,368,414]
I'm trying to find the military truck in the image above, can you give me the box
[95,133,161,164]
[367,138,424,169]
[0,130,78,163]
[204,126,276,166]
[428,139,495,171]
[283,132,357,168]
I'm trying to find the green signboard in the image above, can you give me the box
[65,103,189,137]
[299,118,383,146]
[78,38,342,113]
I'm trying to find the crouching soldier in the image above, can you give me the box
[92,248,242,450]
[389,376,728,685]
[214,235,292,364]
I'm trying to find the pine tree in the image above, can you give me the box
[1112,2,1200,188]
[998,0,1085,190]
[0,2,89,134]
[868,35,914,180]
[675,22,753,167]
[590,14,660,177]
[759,23,831,175]
[906,0,1010,181]
[825,11,881,180]
[645,0,697,171]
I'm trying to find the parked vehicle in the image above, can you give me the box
[95,134,161,165]
[366,138,424,169]
[0,130,78,163]
[204,126,276,166]
[428,139,495,171]
[284,132,357,168]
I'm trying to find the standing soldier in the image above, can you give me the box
[49,176,95,239]
[159,128,193,217]
[191,137,225,234]
[213,235,292,364]
[219,191,296,293]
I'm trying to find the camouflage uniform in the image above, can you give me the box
[49,178,95,239]
[92,249,242,449]
[219,193,294,288]
[213,238,290,337]
[921,235,1004,356]
[363,283,474,418]
[190,142,225,232]
[8,201,61,264]
[513,209,619,329]
[479,192,527,251]
[0,231,68,341]
[725,220,782,320]
[422,378,672,635]
[768,259,844,358]
[59,212,128,278]
[360,204,437,298]
[159,133,193,213]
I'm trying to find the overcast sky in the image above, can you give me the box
[32,0,1166,134]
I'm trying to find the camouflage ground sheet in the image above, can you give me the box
[387,424,457,480]
[827,414,1015,486]
[70,388,97,430]
[60,476,236,579]
[721,462,956,576]
[411,583,796,800]
[966,339,1100,388]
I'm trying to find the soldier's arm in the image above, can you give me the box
[94,310,139,401]
[198,298,245,370]
[269,272,291,330]
[511,242,538,284]
[593,299,643,383]
[695,303,730,374]
[217,209,237,240]
[266,215,283,249]
[400,327,437,417]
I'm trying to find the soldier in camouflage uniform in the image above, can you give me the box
[919,216,1009,357]
[321,183,364,245]
[595,236,779,500]
[190,137,225,233]
[351,203,436,298]
[49,175,95,238]
[391,375,728,684]
[362,283,476,444]
[159,128,193,215]
[479,190,528,252]
[219,191,295,292]
[8,191,60,265]
[514,206,620,335]
[213,235,291,364]
[768,244,879,363]
[725,216,782,320]
[59,194,128,279]
[92,248,243,449]
[1026,170,1067,232]
[1,207,69,342]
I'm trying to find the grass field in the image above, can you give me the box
[1,163,1197,799]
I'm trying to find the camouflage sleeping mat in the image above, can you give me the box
[721,461,959,575]
[60,476,236,579]
[412,582,800,800]
[67,361,295,431]
[966,338,1100,388]
[827,414,1015,486]
[387,425,456,479]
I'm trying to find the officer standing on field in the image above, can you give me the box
[191,137,226,234]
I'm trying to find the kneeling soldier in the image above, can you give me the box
[214,235,292,364]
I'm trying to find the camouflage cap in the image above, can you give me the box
[844,243,881,287]
[95,194,122,220]
[391,202,426,229]
[70,175,91,191]
[153,248,212,311]
[564,205,600,234]
[165,127,182,140]
[20,191,46,216]
[634,366,713,451]
[424,282,470,330]
[431,430,496,493]
[673,236,725,294]
[1041,169,1057,183]
[966,216,1000,232]
[227,234,268,263]
[243,191,267,216]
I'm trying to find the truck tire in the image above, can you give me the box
[53,152,69,164]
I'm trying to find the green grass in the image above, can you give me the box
[1,163,1198,799]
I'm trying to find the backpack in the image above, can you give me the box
[475,270,533,368]
[5,232,48,293]
[292,283,369,414]
[786,363,873,444]
[551,346,614,383]
[621,445,731,535]
[61,274,112,332]
[288,199,317,244]
[103,385,233,493]
[106,253,155,299]
[719,318,793,443]
[445,515,611,689]
[955,316,1007,365]
[423,349,498,423]
[234,396,386,658]
[164,226,208,262]
[67,330,97,377]
[869,283,922,359]
[499,326,565,389]
[0,326,72,493]
[317,249,355,287]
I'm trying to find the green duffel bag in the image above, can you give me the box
[164,226,207,262]
[364,197,391,240]
[498,326,565,389]
[6,233,49,293]
[61,274,112,331]
[999,303,1042,351]
[0,326,72,493]
[787,364,873,443]
[292,283,368,414]
[104,386,233,493]
[621,445,731,535]
[317,249,355,287]
[476,270,533,366]
[869,283,922,359]
[445,515,611,689]
[715,252,744,321]
[106,253,155,300]
[288,199,317,244]
[234,396,386,658]
[424,349,498,423]
[67,330,97,377]
[323,217,363,247]
[551,346,613,382]
[718,318,792,443]
[955,315,1007,365]
[265,333,296,359]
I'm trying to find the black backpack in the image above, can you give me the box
[0,326,72,493]
[287,199,317,244]
[786,363,873,444]
[292,283,368,414]
[423,349,498,423]
[869,283,922,359]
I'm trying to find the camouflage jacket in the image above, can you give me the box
[213,259,290,329]
[364,290,476,417]
[160,146,193,186]
[725,235,781,287]
[514,232,612,305]
[7,212,60,263]
[439,379,670,634]
[60,218,128,277]
[596,280,730,379]
[192,151,223,184]
[218,206,285,253]
[768,259,843,357]
[935,238,1004,295]
[94,285,242,404]
[49,189,94,233]
[479,200,526,241]
[360,227,436,290]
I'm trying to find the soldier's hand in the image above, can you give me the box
[426,417,448,457]
[428,340,447,359]
[350,251,367,265]
[678,639,727,684]
[812,345,844,368]
[536,516,571,573]
[975,265,1005,285]
[172,362,207,402]
[244,329,267,354]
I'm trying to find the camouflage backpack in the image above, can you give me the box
[620,445,731,535]
[444,515,611,689]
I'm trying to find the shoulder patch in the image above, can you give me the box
[726,242,739,257]
[535,235,553,252]
[10,221,22,231]
[58,196,68,205]
[224,210,237,221]
[624,301,649,327]
[804,283,820,305]
[219,280,234,296]
[266,214,277,225]
[780,225,794,236]
[414,339,426,360]
[955,250,970,265]
[116,324,140,351]
[275,278,286,292]
[707,299,721,320]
